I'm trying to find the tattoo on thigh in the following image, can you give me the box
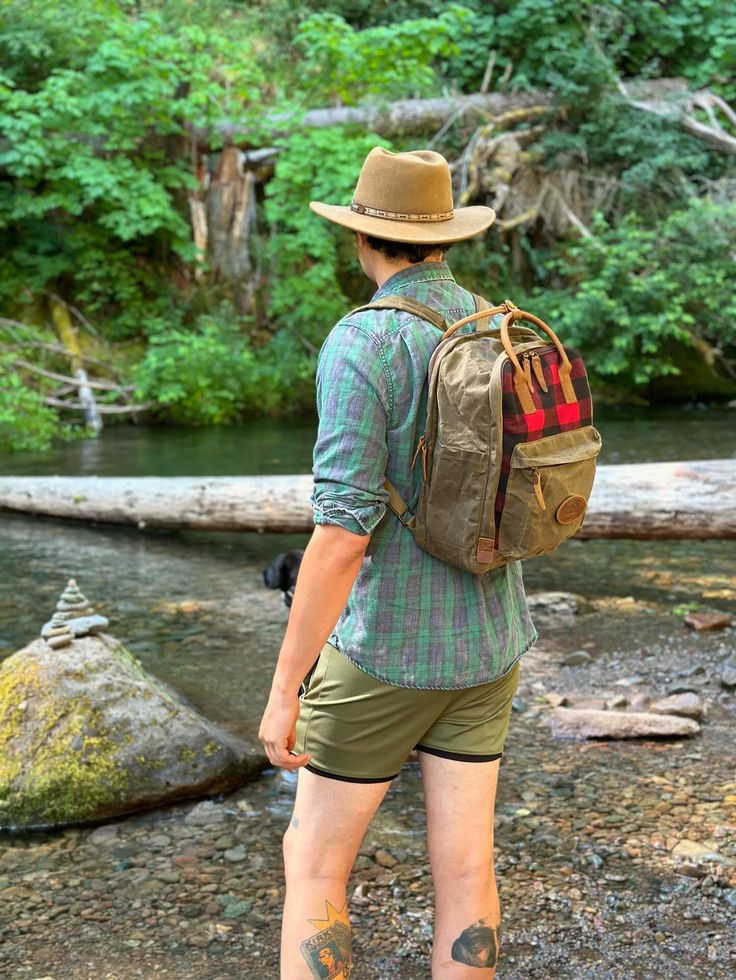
[300,901,352,979]
[451,918,500,969]
[291,815,300,829]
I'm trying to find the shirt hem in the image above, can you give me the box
[336,632,538,691]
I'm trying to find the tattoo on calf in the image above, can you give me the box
[300,901,352,979]
[291,816,300,829]
[451,918,500,969]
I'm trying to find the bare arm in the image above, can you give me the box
[258,523,370,769]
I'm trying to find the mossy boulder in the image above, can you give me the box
[0,634,267,830]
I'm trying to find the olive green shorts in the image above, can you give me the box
[294,643,520,782]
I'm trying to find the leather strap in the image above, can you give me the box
[348,295,444,527]
[350,293,495,528]
[384,479,415,528]
[471,292,493,332]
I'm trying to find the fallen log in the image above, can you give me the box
[0,460,734,539]
[217,91,554,144]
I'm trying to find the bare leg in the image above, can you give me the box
[281,768,391,979]
[420,753,502,979]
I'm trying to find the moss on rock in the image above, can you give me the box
[0,634,266,830]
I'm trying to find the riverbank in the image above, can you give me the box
[2,595,734,979]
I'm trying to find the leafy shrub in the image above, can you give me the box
[534,198,736,388]
[264,126,394,350]
[294,5,470,105]
[0,353,71,452]
[133,316,261,425]
[0,1,264,334]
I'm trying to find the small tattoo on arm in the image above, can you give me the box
[300,901,352,978]
[451,918,499,969]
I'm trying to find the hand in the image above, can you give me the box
[258,688,311,771]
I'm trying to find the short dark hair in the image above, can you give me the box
[364,234,453,264]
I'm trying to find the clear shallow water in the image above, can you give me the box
[1,407,734,738]
[0,405,734,477]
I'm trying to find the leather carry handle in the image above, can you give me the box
[500,308,576,412]
[440,300,518,340]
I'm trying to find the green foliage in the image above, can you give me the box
[2,0,735,455]
[0,354,62,452]
[294,5,470,106]
[264,127,394,348]
[534,198,736,387]
[132,310,317,424]
[133,315,262,425]
[0,0,264,334]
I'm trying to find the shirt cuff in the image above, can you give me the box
[311,491,387,536]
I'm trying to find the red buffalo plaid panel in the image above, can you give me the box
[493,345,593,536]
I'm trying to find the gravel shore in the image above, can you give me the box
[2,595,735,979]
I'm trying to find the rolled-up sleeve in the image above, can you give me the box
[311,318,392,536]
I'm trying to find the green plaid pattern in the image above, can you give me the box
[312,261,536,689]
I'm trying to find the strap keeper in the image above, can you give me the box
[397,507,416,529]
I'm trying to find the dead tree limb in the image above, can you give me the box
[1,460,733,539]
[12,360,135,392]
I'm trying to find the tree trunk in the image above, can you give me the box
[1,460,734,539]
[50,299,102,434]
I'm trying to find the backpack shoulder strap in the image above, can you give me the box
[345,294,445,529]
[470,292,495,332]
[348,294,448,333]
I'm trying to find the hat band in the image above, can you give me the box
[351,201,454,222]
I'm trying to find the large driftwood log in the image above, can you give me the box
[1,460,734,539]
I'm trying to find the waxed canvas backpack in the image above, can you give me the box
[352,294,602,574]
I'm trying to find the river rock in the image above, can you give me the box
[548,708,700,740]
[560,650,592,667]
[0,634,267,830]
[650,692,706,720]
[526,592,589,617]
[720,657,736,689]
[671,840,734,865]
[683,610,733,631]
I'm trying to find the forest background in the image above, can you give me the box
[1,0,735,452]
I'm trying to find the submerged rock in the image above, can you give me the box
[0,633,266,830]
[548,707,700,740]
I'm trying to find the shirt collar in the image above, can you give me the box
[373,260,455,301]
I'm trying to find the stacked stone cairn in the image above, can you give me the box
[41,579,109,649]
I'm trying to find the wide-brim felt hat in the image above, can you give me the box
[310,147,495,244]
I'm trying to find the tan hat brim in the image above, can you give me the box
[309,202,496,243]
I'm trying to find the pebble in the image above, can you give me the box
[720,657,736,689]
[183,801,228,827]
[224,846,246,863]
[560,650,592,666]
[650,692,706,720]
[374,849,398,868]
[87,825,119,844]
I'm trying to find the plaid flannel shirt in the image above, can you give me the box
[311,261,536,689]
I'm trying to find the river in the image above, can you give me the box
[1,406,734,739]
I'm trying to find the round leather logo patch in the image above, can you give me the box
[556,495,587,525]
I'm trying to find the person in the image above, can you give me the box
[259,146,536,979]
